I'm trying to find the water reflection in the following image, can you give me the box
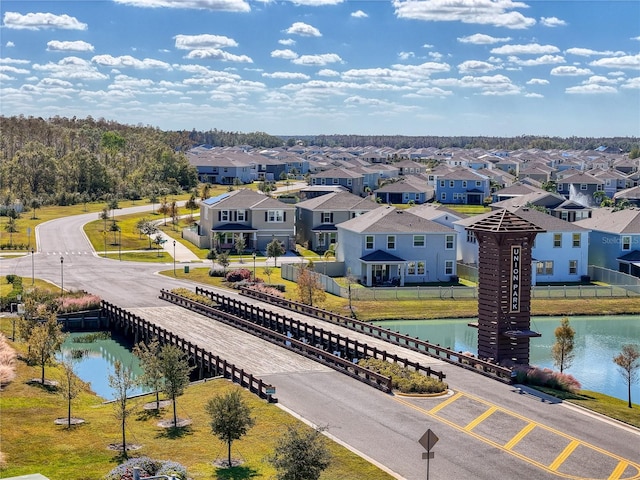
[375,315,640,402]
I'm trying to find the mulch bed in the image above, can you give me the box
[157,418,192,428]
[54,417,85,425]
[143,400,171,410]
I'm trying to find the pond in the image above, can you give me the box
[374,315,640,403]
[58,332,150,400]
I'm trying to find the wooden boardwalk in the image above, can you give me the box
[128,306,332,376]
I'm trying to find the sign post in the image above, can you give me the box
[418,428,438,480]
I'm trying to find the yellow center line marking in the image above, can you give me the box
[393,392,640,480]
[549,439,580,471]
[610,461,630,480]
[504,422,536,450]
[464,405,497,431]
[428,391,463,414]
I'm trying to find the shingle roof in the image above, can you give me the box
[337,206,455,234]
[296,191,378,211]
[574,207,640,234]
[463,208,546,233]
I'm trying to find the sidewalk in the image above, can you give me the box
[157,232,201,263]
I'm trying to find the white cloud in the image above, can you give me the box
[583,75,618,85]
[33,56,109,80]
[524,92,543,98]
[550,66,593,76]
[92,54,173,69]
[271,49,298,60]
[289,0,343,5]
[589,54,640,70]
[621,77,640,89]
[0,58,30,65]
[0,73,15,81]
[422,44,434,49]
[566,84,617,94]
[285,22,322,37]
[457,33,511,44]
[174,34,238,50]
[413,86,453,97]
[540,16,566,27]
[393,0,536,29]
[565,47,625,57]
[508,54,565,66]
[526,78,549,85]
[0,65,30,75]
[292,53,342,66]
[47,40,95,52]
[458,60,499,73]
[351,10,368,18]
[491,43,560,55]
[6,41,15,48]
[428,52,444,61]
[3,11,87,30]
[113,0,251,12]
[278,39,296,46]
[398,51,415,60]
[184,49,253,62]
[632,36,640,41]
[262,71,310,80]
[317,69,339,77]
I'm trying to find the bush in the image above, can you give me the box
[105,457,188,480]
[225,268,252,283]
[56,294,101,313]
[358,358,448,394]
[208,269,226,277]
[513,366,582,394]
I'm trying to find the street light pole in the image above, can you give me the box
[173,240,176,276]
[253,251,257,281]
[31,248,34,285]
[60,256,64,296]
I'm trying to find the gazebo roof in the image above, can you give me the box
[465,209,546,233]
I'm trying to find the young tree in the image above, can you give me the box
[4,217,18,246]
[149,192,158,214]
[159,344,193,427]
[266,238,285,267]
[30,197,42,220]
[217,251,230,274]
[99,206,109,232]
[296,264,326,307]
[201,183,211,200]
[269,426,331,480]
[108,360,137,459]
[26,314,66,385]
[133,338,164,410]
[234,234,246,261]
[185,193,198,221]
[614,344,640,408]
[205,389,255,468]
[58,358,83,428]
[158,197,169,225]
[262,265,273,283]
[551,317,575,373]
[346,269,358,318]
[137,219,159,249]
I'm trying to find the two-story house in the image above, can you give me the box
[373,176,434,205]
[455,206,590,284]
[435,167,490,205]
[556,171,604,207]
[575,207,640,277]
[193,189,296,252]
[335,206,458,286]
[295,192,378,253]
[309,167,367,196]
[187,147,256,184]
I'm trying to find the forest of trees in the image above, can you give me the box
[1,115,637,211]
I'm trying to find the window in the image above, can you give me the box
[365,235,374,250]
[449,180,455,188]
[553,233,562,248]
[622,236,631,250]
[346,178,353,186]
[417,261,425,275]
[441,193,446,201]
[267,210,284,222]
[445,260,454,276]
[476,181,482,187]
[413,235,425,247]
[572,233,580,247]
[439,180,445,187]
[407,262,416,275]
[462,181,467,188]
[332,178,338,184]
[387,235,396,249]
[557,183,564,191]
[569,260,578,275]
[580,183,588,190]
[467,231,476,244]
[536,261,554,275]
[445,234,454,250]
[321,212,332,223]
[221,210,229,222]
[237,210,246,222]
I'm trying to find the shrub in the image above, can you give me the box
[170,288,217,307]
[358,357,448,394]
[208,269,226,277]
[225,268,252,283]
[56,294,101,313]
[104,457,187,480]
[249,284,285,298]
[513,365,582,394]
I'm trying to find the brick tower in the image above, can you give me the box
[466,209,545,366]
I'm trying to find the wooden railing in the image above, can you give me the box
[236,287,513,383]
[101,300,278,402]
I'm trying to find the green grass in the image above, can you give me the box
[100,251,174,263]
[0,334,394,480]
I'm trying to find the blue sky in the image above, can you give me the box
[1,1,639,137]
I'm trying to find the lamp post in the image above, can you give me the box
[173,240,176,276]
[118,227,122,261]
[253,251,257,281]
[31,248,34,285]
[60,256,64,296]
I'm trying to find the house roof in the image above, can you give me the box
[463,208,546,233]
[510,207,589,232]
[407,203,467,221]
[296,191,377,211]
[337,205,455,234]
[203,189,294,211]
[557,171,604,185]
[574,207,640,234]
[618,249,640,262]
[360,249,406,263]
[491,191,566,210]
[213,223,257,232]
[614,185,640,200]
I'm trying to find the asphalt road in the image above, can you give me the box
[2,206,639,480]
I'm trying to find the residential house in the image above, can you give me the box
[373,176,434,205]
[491,190,592,222]
[591,169,629,198]
[309,167,367,196]
[455,206,590,284]
[394,159,427,176]
[435,167,490,205]
[295,192,378,253]
[187,147,256,184]
[193,189,296,252]
[556,171,604,207]
[335,206,458,286]
[614,186,640,207]
[575,207,640,277]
